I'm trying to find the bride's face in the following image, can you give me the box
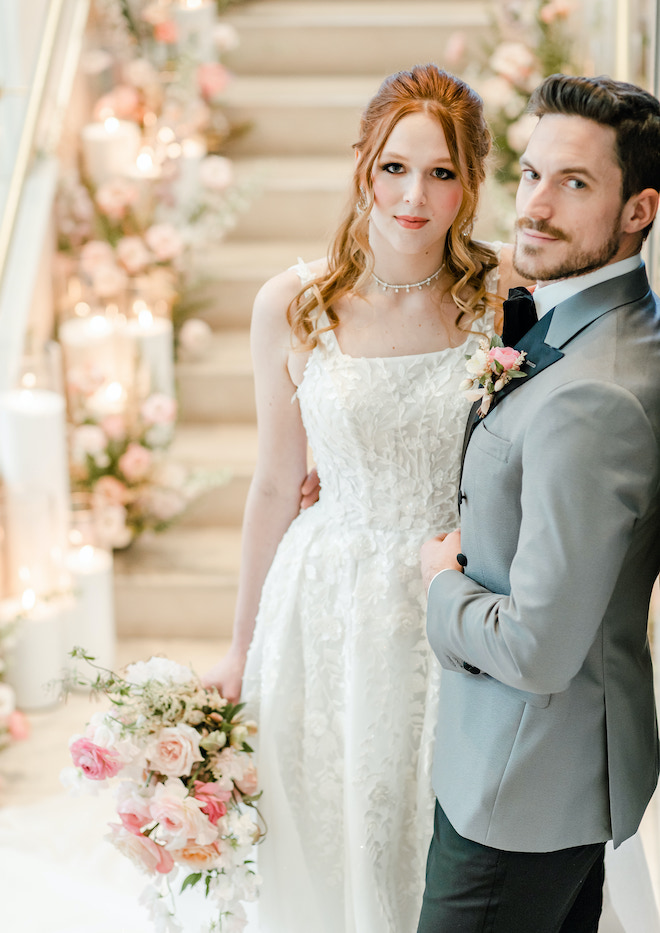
[368,112,464,258]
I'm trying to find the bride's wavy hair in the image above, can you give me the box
[288,64,498,348]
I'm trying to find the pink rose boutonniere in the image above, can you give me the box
[461,335,528,417]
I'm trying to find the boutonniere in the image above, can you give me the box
[460,335,528,417]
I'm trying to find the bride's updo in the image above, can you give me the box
[289,63,498,348]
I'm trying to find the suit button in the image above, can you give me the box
[463,662,481,675]
[457,490,466,509]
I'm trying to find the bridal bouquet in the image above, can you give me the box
[61,651,263,932]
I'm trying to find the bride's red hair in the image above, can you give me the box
[288,64,498,348]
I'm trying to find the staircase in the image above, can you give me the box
[113,0,491,640]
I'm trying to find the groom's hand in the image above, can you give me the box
[421,529,463,593]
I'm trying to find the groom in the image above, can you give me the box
[418,73,660,932]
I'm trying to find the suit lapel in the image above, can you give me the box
[459,312,563,479]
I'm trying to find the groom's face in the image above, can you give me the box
[513,114,626,285]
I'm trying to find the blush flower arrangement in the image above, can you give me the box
[461,335,528,417]
[61,650,264,932]
[69,393,228,548]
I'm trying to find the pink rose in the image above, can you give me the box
[117,236,152,275]
[118,442,152,483]
[100,414,127,441]
[139,486,186,523]
[117,791,153,835]
[95,178,139,221]
[91,263,128,299]
[197,63,230,101]
[149,779,217,847]
[70,737,122,780]
[170,840,223,870]
[80,240,115,277]
[234,764,259,797]
[488,346,522,370]
[154,20,178,43]
[144,723,203,778]
[94,473,131,506]
[141,393,177,425]
[107,824,174,874]
[8,710,30,741]
[540,0,573,24]
[193,780,232,824]
[144,223,184,263]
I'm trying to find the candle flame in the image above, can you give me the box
[138,309,154,328]
[21,589,36,611]
[136,149,155,172]
[104,116,119,133]
[80,545,95,564]
[105,382,124,402]
[183,0,204,8]
[21,372,37,389]
[89,315,111,335]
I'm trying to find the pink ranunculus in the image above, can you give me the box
[193,780,232,824]
[145,724,203,778]
[107,823,174,874]
[80,240,115,277]
[489,346,522,370]
[118,442,153,483]
[197,62,230,102]
[144,223,184,263]
[234,764,259,797]
[116,236,152,275]
[95,178,139,221]
[489,41,537,88]
[100,414,127,442]
[94,474,131,506]
[70,737,122,780]
[141,393,177,425]
[170,840,223,870]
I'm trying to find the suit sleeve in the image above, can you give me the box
[426,379,659,695]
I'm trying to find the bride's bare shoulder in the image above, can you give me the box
[252,258,327,327]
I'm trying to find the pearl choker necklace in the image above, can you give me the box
[372,263,445,294]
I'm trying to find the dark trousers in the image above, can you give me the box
[417,802,605,933]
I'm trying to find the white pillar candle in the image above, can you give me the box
[3,591,72,711]
[126,307,175,399]
[173,0,217,61]
[176,136,207,207]
[81,118,142,186]
[58,314,136,413]
[0,389,71,594]
[65,545,115,673]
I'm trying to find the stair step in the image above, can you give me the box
[231,155,352,241]
[114,527,241,638]
[171,422,257,526]
[177,329,255,423]
[191,239,327,328]
[223,75,379,155]
[223,1,489,76]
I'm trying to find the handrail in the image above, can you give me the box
[0,0,67,292]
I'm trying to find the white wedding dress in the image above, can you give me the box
[241,259,498,933]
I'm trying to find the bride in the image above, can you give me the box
[202,63,519,932]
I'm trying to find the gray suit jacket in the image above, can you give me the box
[427,263,660,852]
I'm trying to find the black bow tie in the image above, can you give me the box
[501,287,538,347]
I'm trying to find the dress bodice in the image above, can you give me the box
[292,259,497,534]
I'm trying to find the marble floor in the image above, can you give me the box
[0,636,659,933]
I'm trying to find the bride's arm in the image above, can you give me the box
[202,270,310,701]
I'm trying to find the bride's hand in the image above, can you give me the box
[202,646,248,704]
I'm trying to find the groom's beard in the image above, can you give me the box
[512,213,623,282]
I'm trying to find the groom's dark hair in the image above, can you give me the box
[529,74,660,236]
